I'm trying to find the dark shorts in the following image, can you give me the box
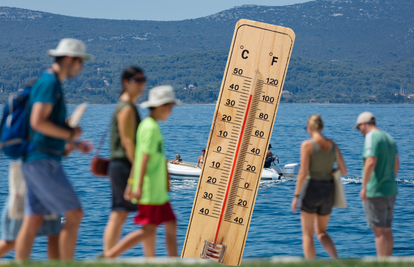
[134,202,176,226]
[300,179,334,216]
[22,159,81,216]
[363,196,396,228]
[108,159,138,212]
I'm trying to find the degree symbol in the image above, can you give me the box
[240,45,244,49]
[269,52,273,56]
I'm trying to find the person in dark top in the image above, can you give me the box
[264,144,274,168]
[103,66,146,254]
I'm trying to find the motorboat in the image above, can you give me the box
[282,163,300,178]
[168,162,289,181]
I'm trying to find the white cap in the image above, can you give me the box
[48,38,93,60]
[354,111,375,129]
[140,85,182,108]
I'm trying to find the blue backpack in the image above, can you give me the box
[0,81,37,159]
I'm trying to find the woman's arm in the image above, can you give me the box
[335,145,347,176]
[291,140,312,213]
[117,105,137,163]
[197,156,201,167]
[124,162,135,201]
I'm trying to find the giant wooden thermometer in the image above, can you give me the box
[181,19,295,266]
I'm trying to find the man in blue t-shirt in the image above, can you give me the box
[15,38,93,260]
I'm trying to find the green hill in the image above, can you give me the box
[1,50,412,104]
[1,0,414,67]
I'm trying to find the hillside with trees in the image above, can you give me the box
[1,50,413,104]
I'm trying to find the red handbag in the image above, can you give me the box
[90,120,111,177]
[90,157,110,177]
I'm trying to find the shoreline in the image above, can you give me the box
[63,103,414,106]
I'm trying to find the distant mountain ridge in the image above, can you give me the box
[1,0,414,67]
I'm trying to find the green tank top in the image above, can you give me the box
[308,140,337,181]
[110,101,141,160]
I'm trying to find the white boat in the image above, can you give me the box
[282,163,300,178]
[168,162,284,180]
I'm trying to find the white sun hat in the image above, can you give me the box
[141,85,182,108]
[48,38,93,60]
[354,111,375,129]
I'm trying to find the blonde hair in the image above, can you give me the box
[307,114,324,132]
[175,154,180,159]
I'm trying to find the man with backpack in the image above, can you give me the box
[15,38,93,260]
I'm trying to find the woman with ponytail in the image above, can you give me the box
[291,115,347,259]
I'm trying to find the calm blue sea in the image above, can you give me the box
[0,104,413,260]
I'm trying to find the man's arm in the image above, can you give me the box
[31,103,81,140]
[360,156,377,201]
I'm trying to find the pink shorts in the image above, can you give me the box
[134,202,176,226]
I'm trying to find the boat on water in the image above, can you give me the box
[168,162,298,181]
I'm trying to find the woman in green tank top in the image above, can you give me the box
[291,115,347,259]
[103,66,147,254]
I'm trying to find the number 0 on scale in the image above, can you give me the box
[181,19,295,266]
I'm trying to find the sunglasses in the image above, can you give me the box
[130,76,147,83]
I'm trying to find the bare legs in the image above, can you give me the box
[16,208,82,261]
[300,211,337,259]
[104,224,157,258]
[104,211,155,257]
[301,211,315,258]
[142,230,156,257]
[103,211,129,253]
[47,235,60,260]
[59,208,83,260]
[0,240,15,258]
[164,220,177,257]
[315,214,337,259]
[372,227,393,257]
[15,214,43,260]
[104,220,177,258]
[1,235,59,259]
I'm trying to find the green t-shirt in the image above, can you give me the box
[133,117,169,205]
[362,130,398,198]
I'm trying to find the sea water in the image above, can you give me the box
[0,104,413,260]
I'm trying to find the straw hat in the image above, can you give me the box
[48,38,93,60]
[141,85,182,108]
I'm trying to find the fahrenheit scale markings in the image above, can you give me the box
[182,19,295,266]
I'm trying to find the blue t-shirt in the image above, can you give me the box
[24,71,67,162]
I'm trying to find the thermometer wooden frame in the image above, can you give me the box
[181,19,295,266]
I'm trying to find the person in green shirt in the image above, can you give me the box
[355,111,399,258]
[103,85,181,258]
